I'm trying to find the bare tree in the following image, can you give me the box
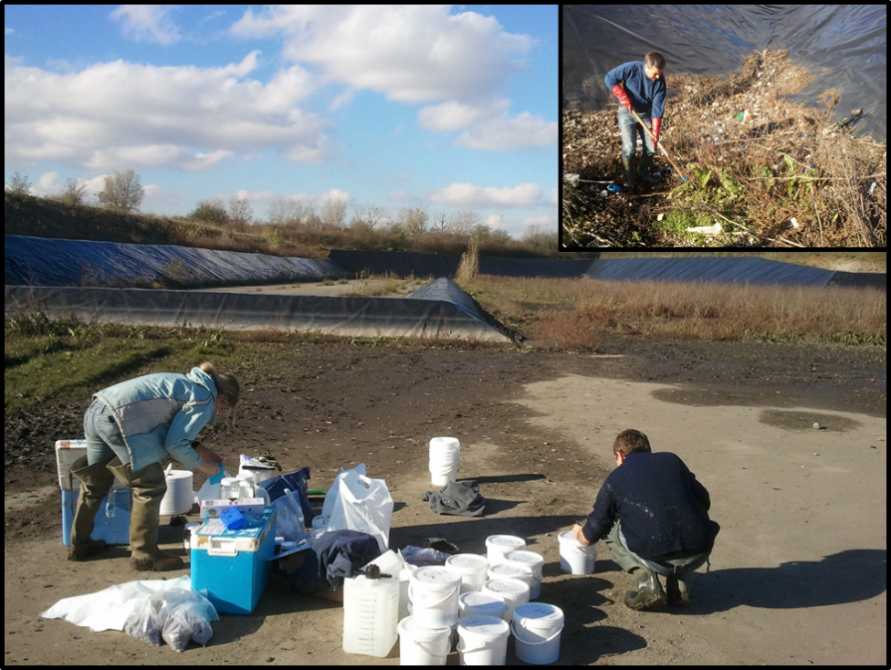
[321,198,347,228]
[432,209,452,233]
[97,168,144,212]
[228,196,253,229]
[352,204,386,230]
[403,206,429,236]
[5,171,32,196]
[451,209,482,236]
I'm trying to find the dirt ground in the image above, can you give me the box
[4,336,886,665]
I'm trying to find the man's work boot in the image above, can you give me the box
[108,458,184,572]
[68,456,116,561]
[624,566,667,610]
[638,154,660,184]
[621,156,637,191]
[666,573,691,606]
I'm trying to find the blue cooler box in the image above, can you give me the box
[190,505,277,615]
[56,439,131,547]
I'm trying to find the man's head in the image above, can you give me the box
[613,429,651,466]
[644,51,665,81]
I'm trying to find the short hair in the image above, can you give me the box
[613,429,652,458]
[644,52,666,71]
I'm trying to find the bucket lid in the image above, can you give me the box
[503,550,544,568]
[512,602,565,629]
[411,565,462,588]
[460,592,507,615]
[483,577,530,598]
[398,616,451,642]
[165,470,193,480]
[486,535,525,550]
[488,563,533,581]
[558,530,580,543]
[445,553,488,574]
[458,614,509,637]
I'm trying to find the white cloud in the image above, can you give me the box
[417,99,510,133]
[110,5,181,45]
[230,6,533,104]
[549,187,559,206]
[4,54,330,170]
[457,111,557,151]
[430,183,543,208]
[35,171,60,194]
[320,188,351,205]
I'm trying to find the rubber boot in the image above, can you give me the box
[666,573,690,606]
[622,156,637,191]
[638,154,660,184]
[68,455,116,561]
[624,566,667,610]
[107,458,184,572]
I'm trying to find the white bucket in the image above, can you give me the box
[485,535,526,566]
[397,616,451,666]
[487,563,535,595]
[459,591,507,620]
[503,550,545,599]
[510,602,565,665]
[481,577,530,622]
[409,566,462,629]
[558,530,598,575]
[399,565,419,622]
[444,554,489,594]
[429,437,460,487]
[159,470,193,515]
[457,615,510,666]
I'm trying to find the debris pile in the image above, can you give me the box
[563,50,886,248]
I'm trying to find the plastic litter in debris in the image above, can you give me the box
[791,218,800,228]
[607,184,621,195]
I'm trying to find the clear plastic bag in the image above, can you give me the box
[124,587,219,652]
[324,468,393,554]
[272,488,312,544]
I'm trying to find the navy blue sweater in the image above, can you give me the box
[581,452,719,560]
[604,61,666,119]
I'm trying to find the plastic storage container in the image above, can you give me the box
[343,570,400,658]
[397,616,451,665]
[190,505,277,615]
[503,550,545,599]
[444,553,489,594]
[428,437,460,487]
[409,566,462,629]
[456,615,510,665]
[482,577,530,622]
[458,591,508,620]
[558,530,598,574]
[485,535,526,566]
[510,602,565,665]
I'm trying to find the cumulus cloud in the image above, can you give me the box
[110,5,181,45]
[457,111,556,151]
[549,187,559,206]
[430,182,543,208]
[4,53,332,170]
[231,5,533,104]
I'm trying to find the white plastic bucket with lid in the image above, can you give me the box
[397,616,451,666]
[487,562,535,595]
[159,470,194,515]
[399,564,419,622]
[481,577,530,622]
[485,535,526,566]
[558,530,598,575]
[409,566,462,629]
[503,550,545,599]
[459,591,508,620]
[457,614,510,666]
[444,553,489,594]
[428,437,460,487]
[510,602,565,665]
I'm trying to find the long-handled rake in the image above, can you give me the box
[628,107,688,184]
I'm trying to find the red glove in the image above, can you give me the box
[651,117,662,145]
[611,84,631,111]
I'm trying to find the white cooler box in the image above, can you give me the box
[56,439,131,547]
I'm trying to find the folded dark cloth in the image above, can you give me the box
[422,480,486,517]
[290,529,382,594]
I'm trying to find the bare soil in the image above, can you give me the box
[4,336,886,665]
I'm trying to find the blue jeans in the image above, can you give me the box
[618,106,655,159]
[84,399,131,466]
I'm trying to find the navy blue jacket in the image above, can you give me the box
[581,452,719,560]
[604,61,666,119]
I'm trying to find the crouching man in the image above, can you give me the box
[573,429,719,609]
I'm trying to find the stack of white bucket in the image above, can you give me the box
[428,437,460,486]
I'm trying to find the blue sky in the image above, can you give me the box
[5,5,557,239]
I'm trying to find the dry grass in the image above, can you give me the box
[456,237,480,283]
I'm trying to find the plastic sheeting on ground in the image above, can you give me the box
[4,280,512,342]
[4,235,348,287]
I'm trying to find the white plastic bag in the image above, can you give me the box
[320,463,366,519]
[124,587,219,652]
[324,467,393,553]
[272,488,312,544]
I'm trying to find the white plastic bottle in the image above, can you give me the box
[342,566,399,658]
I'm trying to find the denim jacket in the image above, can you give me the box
[94,367,217,472]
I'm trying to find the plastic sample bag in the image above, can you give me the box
[323,465,393,554]
[124,587,219,652]
[272,488,312,544]
[259,466,315,524]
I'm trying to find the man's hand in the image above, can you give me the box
[573,521,594,546]
[611,84,631,111]
[194,444,222,465]
[651,117,662,145]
